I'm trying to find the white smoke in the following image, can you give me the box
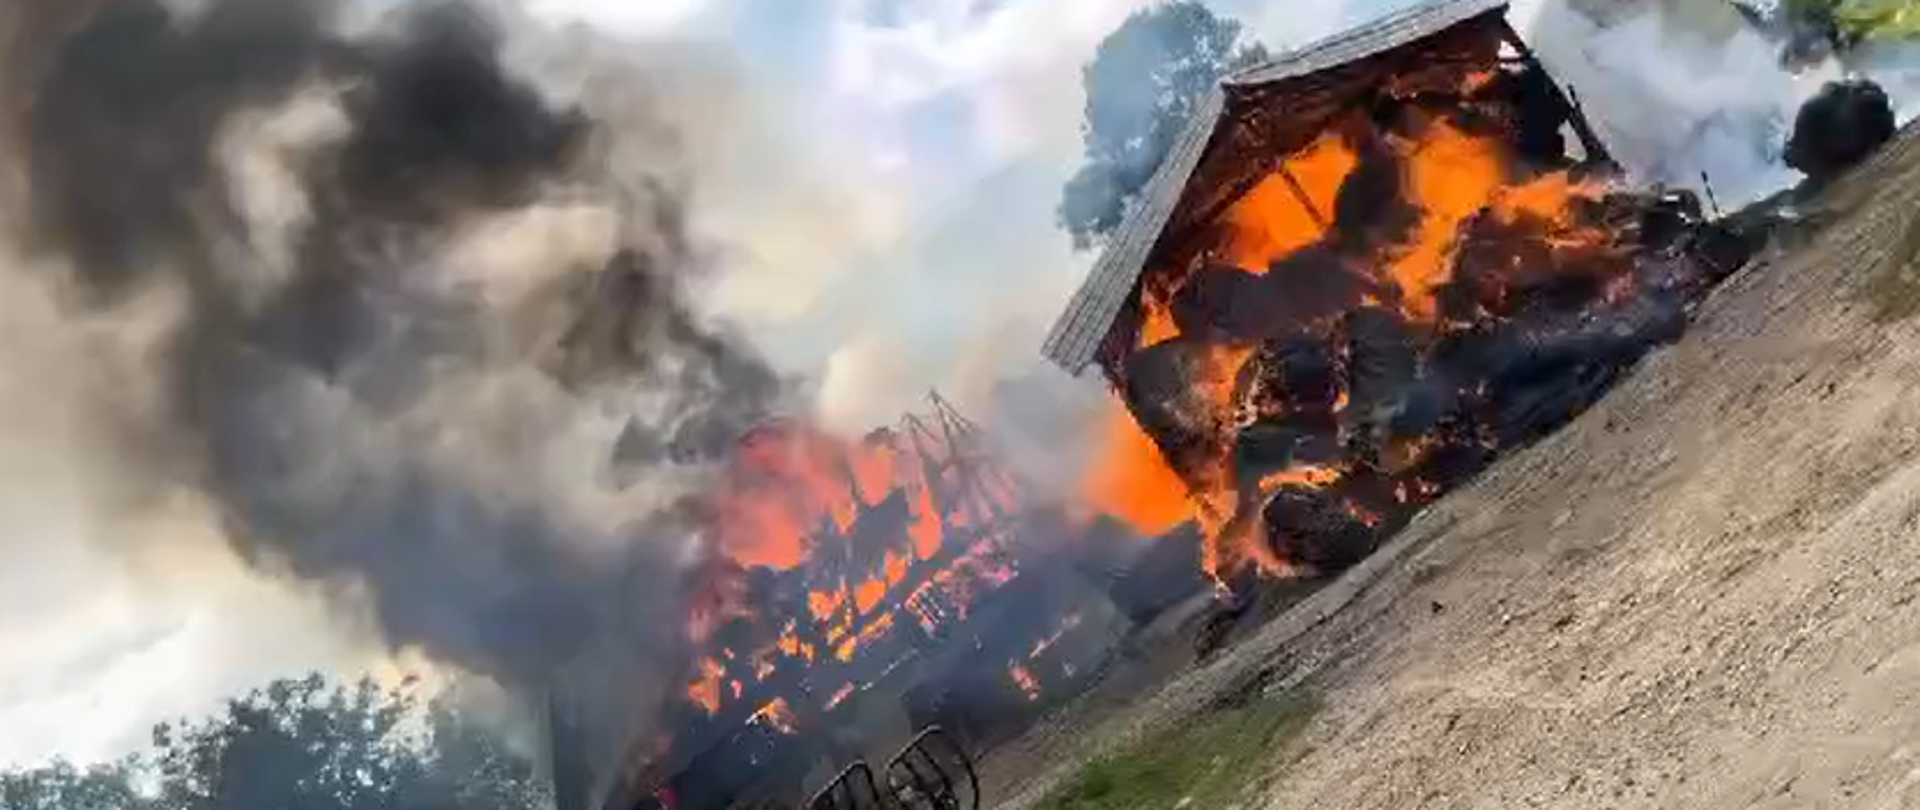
[1516,0,1920,207]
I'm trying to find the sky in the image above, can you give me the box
[0,0,1382,770]
[0,0,1875,771]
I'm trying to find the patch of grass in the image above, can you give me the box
[1864,213,1920,323]
[1033,690,1321,810]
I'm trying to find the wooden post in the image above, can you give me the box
[1276,163,1332,231]
[1497,18,1617,171]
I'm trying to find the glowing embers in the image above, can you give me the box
[1006,663,1041,702]
[686,658,725,714]
[1026,612,1084,660]
[750,698,799,735]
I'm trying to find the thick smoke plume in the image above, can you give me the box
[0,0,781,726]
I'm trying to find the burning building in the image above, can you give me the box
[1045,0,1739,583]
[553,395,1140,810]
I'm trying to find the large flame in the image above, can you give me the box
[712,422,854,570]
[1081,64,1633,583]
[1222,132,1358,273]
[1079,401,1195,536]
[674,402,1028,726]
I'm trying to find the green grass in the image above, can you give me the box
[1032,690,1321,810]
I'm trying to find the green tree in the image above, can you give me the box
[0,760,148,810]
[1058,1,1267,250]
[0,675,550,810]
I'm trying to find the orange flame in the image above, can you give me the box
[1078,67,1618,583]
[1222,132,1358,272]
[853,578,887,615]
[679,400,1030,721]
[1079,400,1195,537]
[685,658,725,714]
[1138,292,1182,348]
[713,422,853,570]
[906,466,945,560]
[1387,119,1507,322]
[751,698,799,735]
[849,431,900,506]
[808,589,846,623]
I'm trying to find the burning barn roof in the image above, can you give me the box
[1044,0,1740,582]
[1043,0,1613,376]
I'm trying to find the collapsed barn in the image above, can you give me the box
[550,396,1189,810]
[1043,0,1745,583]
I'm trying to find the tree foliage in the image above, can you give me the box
[1787,0,1920,42]
[0,675,550,810]
[0,761,145,810]
[1058,1,1268,250]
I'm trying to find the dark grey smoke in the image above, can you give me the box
[5,0,781,707]
[1784,77,1897,185]
[20,0,341,298]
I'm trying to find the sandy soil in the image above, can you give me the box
[988,127,1920,810]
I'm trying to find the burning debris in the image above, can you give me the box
[1045,0,1747,587]
[580,395,1143,810]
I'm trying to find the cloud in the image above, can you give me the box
[0,538,391,769]
[521,0,714,34]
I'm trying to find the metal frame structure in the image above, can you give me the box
[805,727,980,810]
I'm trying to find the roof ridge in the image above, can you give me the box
[1225,0,1510,87]
[1042,0,1517,374]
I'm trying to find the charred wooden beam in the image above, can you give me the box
[1495,18,1615,171]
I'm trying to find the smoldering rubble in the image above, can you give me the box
[0,0,783,715]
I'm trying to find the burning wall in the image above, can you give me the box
[577,395,1128,810]
[1054,0,1729,585]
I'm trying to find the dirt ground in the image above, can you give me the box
[985,127,1920,810]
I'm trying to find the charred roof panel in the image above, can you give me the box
[1041,0,1513,374]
